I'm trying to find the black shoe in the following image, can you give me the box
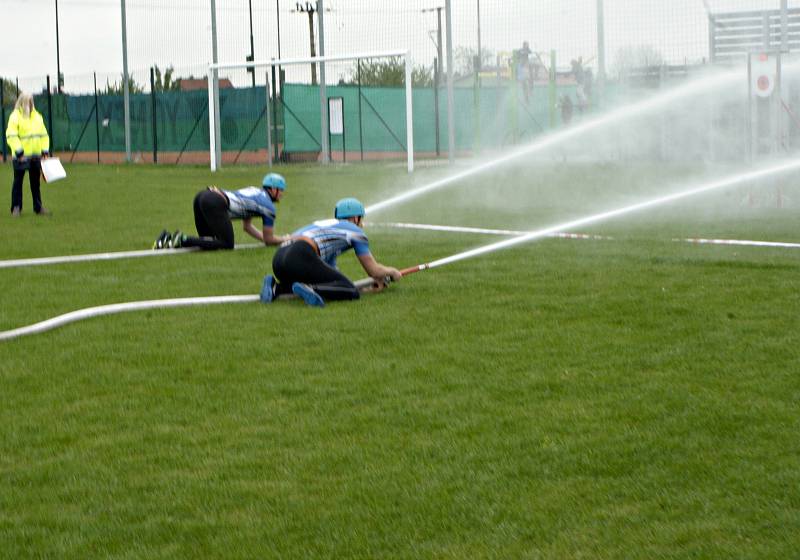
[153,229,171,250]
[170,230,184,248]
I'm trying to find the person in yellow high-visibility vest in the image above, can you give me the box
[5,92,50,216]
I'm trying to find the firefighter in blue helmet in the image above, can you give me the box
[154,173,289,250]
[261,197,401,307]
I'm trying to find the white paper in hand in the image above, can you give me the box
[41,158,67,183]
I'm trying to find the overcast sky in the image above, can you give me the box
[1,0,793,92]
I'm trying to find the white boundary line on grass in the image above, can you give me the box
[2,224,796,341]
[681,237,800,249]
[371,222,800,250]
[6,225,795,272]
[0,243,263,270]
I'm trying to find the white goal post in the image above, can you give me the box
[207,49,414,173]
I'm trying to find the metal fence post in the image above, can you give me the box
[433,57,440,157]
[473,54,481,154]
[265,71,273,168]
[1,78,6,162]
[210,0,222,168]
[660,64,667,161]
[357,59,364,161]
[318,0,329,164]
[549,51,557,129]
[121,0,131,162]
[747,54,753,163]
[404,53,414,173]
[271,64,279,162]
[596,0,606,97]
[780,0,788,152]
[708,13,716,64]
[445,0,455,162]
[150,67,158,164]
[46,76,54,152]
[94,72,100,163]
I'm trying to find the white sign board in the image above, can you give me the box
[328,97,344,134]
[41,158,67,183]
[751,53,777,98]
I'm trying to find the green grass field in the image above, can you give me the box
[1,161,799,558]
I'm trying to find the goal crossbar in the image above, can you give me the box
[207,49,414,173]
[210,50,410,71]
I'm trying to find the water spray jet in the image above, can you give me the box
[3,158,797,341]
[364,65,768,216]
[392,158,800,278]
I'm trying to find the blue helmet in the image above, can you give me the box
[334,197,365,219]
[262,173,286,191]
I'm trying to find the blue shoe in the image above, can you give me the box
[260,275,276,303]
[292,282,325,307]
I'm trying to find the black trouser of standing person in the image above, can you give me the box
[181,189,235,250]
[11,157,43,213]
[272,240,360,301]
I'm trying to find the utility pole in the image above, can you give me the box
[422,7,444,77]
[247,0,256,87]
[781,0,788,52]
[55,0,62,92]
[293,2,319,85]
[308,9,317,85]
[437,7,443,76]
[276,0,282,58]
[597,0,606,94]
[445,0,455,163]
[477,0,482,71]
[423,7,444,157]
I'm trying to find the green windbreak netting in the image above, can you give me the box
[29,87,279,154]
[13,82,602,158]
[281,83,560,156]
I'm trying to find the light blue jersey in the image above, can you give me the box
[293,219,370,268]
[223,186,276,227]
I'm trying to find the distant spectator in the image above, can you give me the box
[570,57,585,85]
[571,57,591,112]
[584,68,594,99]
[559,94,573,125]
[515,41,534,104]
[5,93,50,216]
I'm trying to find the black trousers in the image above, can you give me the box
[181,189,234,250]
[11,158,43,213]
[272,240,360,301]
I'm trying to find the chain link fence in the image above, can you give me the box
[3,0,800,165]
